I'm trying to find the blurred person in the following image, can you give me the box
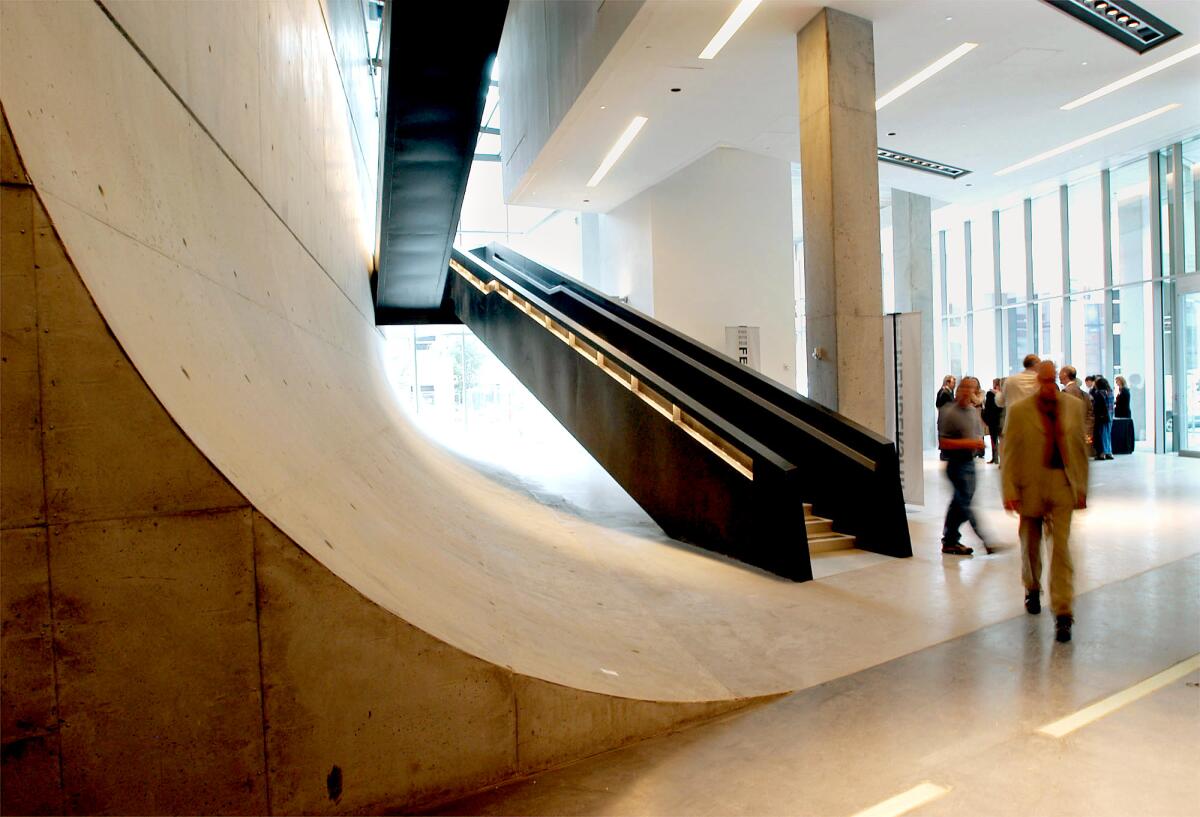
[982,378,1004,464]
[1002,360,1089,643]
[936,375,956,409]
[938,376,997,556]
[968,376,986,458]
[1091,376,1114,460]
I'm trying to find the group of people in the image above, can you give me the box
[934,353,1123,644]
[935,361,1133,464]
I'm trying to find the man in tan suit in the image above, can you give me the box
[1002,361,1089,643]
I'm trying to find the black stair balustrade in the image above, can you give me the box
[452,245,911,571]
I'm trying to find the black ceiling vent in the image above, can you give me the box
[877,148,971,179]
[1042,0,1180,54]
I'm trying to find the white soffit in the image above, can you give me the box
[511,0,1200,214]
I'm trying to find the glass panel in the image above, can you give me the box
[1110,159,1151,285]
[1160,148,1175,277]
[945,224,966,315]
[1031,192,1062,299]
[973,308,998,387]
[1184,137,1199,275]
[474,132,501,154]
[880,215,895,315]
[1162,278,1176,450]
[1069,291,1106,382]
[1181,288,1200,452]
[970,211,995,309]
[1034,297,1063,363]
[1111,283,1154,443]
[1001,305,1030,375]
[998,206,1026,306]
[1068,176,1104,292]
[947,316,966,378]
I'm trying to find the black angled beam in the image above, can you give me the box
[374,0,508,323]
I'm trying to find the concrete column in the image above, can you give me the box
[797,8,885,434]
[891,189,934,448]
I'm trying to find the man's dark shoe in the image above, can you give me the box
[1055,615,1073,643]
[1025,590,1041,615]
[941,543,974,555]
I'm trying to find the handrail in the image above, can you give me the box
[450,252,799,480]
[451,259,756,479]
[475,246,879,471]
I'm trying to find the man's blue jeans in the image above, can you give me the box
[943,457,986,546]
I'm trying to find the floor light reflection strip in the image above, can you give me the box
[1037,653,1200,738]
[849,782,950,817]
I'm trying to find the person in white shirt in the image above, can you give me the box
[997,354,1041,429]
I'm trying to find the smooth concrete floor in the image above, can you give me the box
[438,554,1200,816]
[436,453,1200,815]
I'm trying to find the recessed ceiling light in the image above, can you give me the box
[887,131,897,136]
[1061,43,1200,110]
[587,116,648,187]
[945,16,953,21]
[1044,0,1180,53]
[698,0,763,60]
[670,87,682,93]
[876,42,978,110]
[995,103,1181,176]
[600,105,607,110]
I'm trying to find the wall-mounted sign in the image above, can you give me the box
[884,312,924,505]
[724,325,761,372]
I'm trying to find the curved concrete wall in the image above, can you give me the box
[0,0,756,704]
[0,111,754,814]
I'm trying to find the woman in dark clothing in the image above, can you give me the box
[1114,376,1132,418]
[1092,376,1114,460]
[1112,375,1135,455]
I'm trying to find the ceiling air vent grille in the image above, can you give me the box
[877,148,971,179]
[1042,0,1180,54]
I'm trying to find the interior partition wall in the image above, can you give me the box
[936,134,1200,452]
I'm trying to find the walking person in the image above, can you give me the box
[1002,361,1089,643]
[1091,375,1114,460]
[938,376,997,555]
[983,379,1004,464]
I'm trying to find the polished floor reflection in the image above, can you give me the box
[439,556,1200,817]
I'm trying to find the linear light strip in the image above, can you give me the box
[876,43,978,111]
[698,0,763,60]
[995,102,1181,176]
[850,782,951,817]
[1062,43,1200,110]
[1037,654,1200,738]
[587,116,648,188]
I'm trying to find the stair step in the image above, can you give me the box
[802,502,813,518]
[806,533,856,554]
[805,516,833,535]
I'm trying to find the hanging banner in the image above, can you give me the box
[884,312,924,505]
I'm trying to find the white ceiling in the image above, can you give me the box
[509,0,1200,214]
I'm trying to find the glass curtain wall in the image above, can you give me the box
[934,132,1199,451]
